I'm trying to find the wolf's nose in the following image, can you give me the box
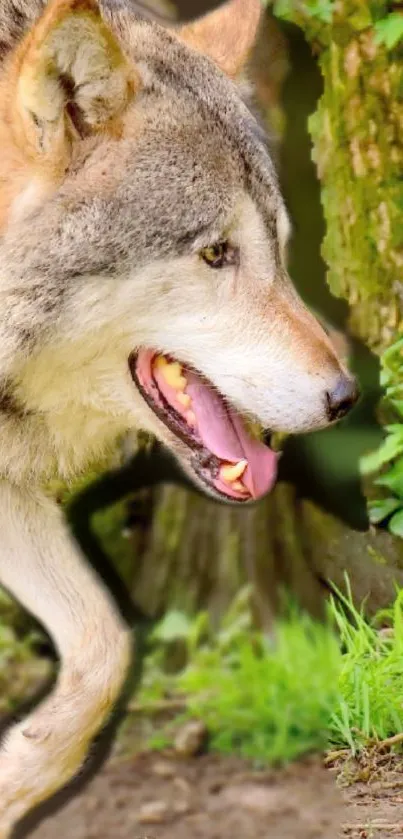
[326,375,359,422]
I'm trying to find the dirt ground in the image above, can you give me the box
[23,748,403,839]
[344,756,403,838]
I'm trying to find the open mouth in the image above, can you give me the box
[129,349,278,503]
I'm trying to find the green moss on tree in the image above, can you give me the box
[275,0,403,350]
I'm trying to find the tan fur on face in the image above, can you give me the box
[179,0,262,78]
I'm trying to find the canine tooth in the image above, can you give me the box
[154,355,168,370]
[161,362,187,391]
[233,481,248,493]
[186,411,196,427]
[177,393,191,408]
[220,460,248,483]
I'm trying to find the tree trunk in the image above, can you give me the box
[82,451,403,627]
[277,0,403,350]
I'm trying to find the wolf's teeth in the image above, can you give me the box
[154,357,187,391]
[186,411,196,427]
[233,481,249,493]
[177,393,191,409]
[163,364,187,390]
[154,355,168,370]
[220,460,248,484]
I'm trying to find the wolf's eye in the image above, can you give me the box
[200,242,238,269]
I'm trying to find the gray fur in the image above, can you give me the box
[0,8,282,361]
[0,0,350,483]
[0,0,173,64]
[0,0,45,60]
[0,378,26,417]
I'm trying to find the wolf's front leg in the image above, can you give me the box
[0,482,131,838]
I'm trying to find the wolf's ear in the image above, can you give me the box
[179,0,262,78]
[11,0,136,159]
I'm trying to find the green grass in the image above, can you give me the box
[175,614,341,763]
[137,586,403,764]
[331,586,403,750]
[2,581,403,766]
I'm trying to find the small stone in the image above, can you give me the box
[173,777,191,797]
[152,759,176,779]
[174,720,208,758]
[83,796,101,814]
[223,783,286,814]
[138,800,170,824]
[114,794,129,810]
[173,799,191,815]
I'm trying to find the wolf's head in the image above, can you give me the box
[0,0,358,499]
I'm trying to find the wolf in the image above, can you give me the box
[0,0,358,833]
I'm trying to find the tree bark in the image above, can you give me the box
[81,451,403,626]
[278,0,403,350]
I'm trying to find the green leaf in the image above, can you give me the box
[385,425,403,435]
[188,611,210,653]
[308,0,334,23]
[389,400,403,419]
[383,337,403,362]
[348,8,372,31]
[272,0,293,19]
[375,459,403,497]
[361,432,403,474]
[273,0,334,23]
[374,13,403,50]
[151,610,191,643]
[388,508,403,537]
[368,497,401,525]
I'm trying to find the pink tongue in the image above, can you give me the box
[137,351,278,500]
[186,373,278,498]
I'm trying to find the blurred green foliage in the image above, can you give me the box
[273,0,334,24]
[272,0,403,46]
[0,591,50,715]
[136,584,403,763]
[332,585,403,750]
[362,338,403,536]
[374,13,403,49]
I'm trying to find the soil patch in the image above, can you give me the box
[26,750,346,839]
[24,747,403,839]
[341,756,403,838]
